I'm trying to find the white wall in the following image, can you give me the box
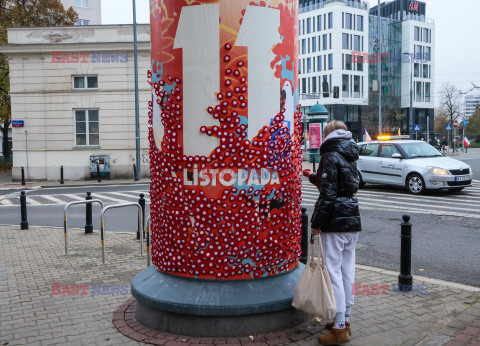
[61,0,102,25]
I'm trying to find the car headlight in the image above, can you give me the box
[469,166,473,174]
[427,167,449,175]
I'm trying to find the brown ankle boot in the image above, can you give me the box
[325,321,351,335]
[318,327,350,345]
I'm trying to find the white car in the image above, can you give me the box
[357,140,473,195]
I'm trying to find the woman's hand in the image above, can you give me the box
[311,228,321,236]
[302,169,313,178]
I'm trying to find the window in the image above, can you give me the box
[425,82,431,102]
[307,58,312,73]
[423,28,429,43]
[323,34,328,50]
[414,63,419,78]
[345,13,352,30]
[357,55,363,72]
[353,35,360,51]
[302,78,307,93]
[73,75,98,89]
[298,59,302,74]
[307,18,311,34]
[329,33,332,50]
[317,55,322,71]
[328,12,333,29]
[75,19,90,26]
[357,15,363,31]
[416,81,423,101]
[342,33,349,49]
[415,45,423,60]
[342,74,349,97]
[423,64,429,78]
[317,16,322,31]
[379,145,401,158]
[345,54,352,70]
[425,47,431,61]
[353,75,360,97]
[359,144,379,157]
[75,0,89,7]
[312,37,317,52]
[328,54,333,70]
[414,26,420,41]
[75,110,99,146]
[298,20,302,36]
[301,39,306,55]
[312,76,317,93]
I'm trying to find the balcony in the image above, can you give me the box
[300,0,368,14]
[403,14,435,24]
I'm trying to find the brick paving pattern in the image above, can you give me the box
[0,225,478,345]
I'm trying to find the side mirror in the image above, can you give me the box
[392,153,403,159]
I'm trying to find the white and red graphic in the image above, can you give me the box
[148,0,300,280]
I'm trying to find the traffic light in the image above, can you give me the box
[333,86,339,98]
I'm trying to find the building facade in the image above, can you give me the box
[60,0,102,25]
[0,25,150,180]
[299,0,435,140]
[465,93,480,120]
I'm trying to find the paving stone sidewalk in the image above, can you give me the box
[0,225,478,345]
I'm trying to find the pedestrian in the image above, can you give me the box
[302,120,362,345]
[442,137,447,153]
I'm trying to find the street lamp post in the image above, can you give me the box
[377,0,382,136]
[403,52,414,139]
[133,0,141,181]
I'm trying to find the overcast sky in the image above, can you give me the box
[101,0,480,106]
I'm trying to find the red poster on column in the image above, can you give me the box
[148,0,300,280]
[309,124,323,149]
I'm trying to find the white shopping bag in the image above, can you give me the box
[292,236,336,319]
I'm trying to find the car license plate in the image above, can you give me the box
[455,176,469,182]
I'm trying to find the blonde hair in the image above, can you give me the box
[323,120,348,139]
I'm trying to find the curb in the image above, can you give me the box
[39,180,151,189]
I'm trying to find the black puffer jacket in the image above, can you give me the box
[310,131,362,233]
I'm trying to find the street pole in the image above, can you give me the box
[25,130,29,180]
[133,0,141,181]
[377,0,382,136]
[463,128,465,152]
[409,57,413,139]
[426,114,429,144]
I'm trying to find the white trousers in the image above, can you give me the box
[320,232,359,314]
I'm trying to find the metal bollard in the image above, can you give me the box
[138,193,146,239]
[398,215,413,292]
[21,167,26,186]
[300,207,309,265]
[85,192,93,234]
[97,164,101,183]
[133,163,139,181]
[20,191,28,230]
[60,166,64,185]
[146,217,151,266]
[313,157,316,173]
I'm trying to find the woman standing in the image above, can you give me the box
[303,121,362,345]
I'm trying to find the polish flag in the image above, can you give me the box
[365,130,372,142]
[464,137,471,147]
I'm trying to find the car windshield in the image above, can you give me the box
[398,142,443,158]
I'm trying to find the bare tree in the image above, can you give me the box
[439,83,463,126]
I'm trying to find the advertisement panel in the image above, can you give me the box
[149,0,300,280]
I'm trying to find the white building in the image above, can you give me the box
[299,0,435,139]
[298,0,369,139]
[0,25,151,180]
[60,0,102,25]
[465,93,480,119]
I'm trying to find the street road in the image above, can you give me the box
[1,173,479,287]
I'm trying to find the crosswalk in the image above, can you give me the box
[2,182,480,220]
[0,190,150,207]
[301,180,480,219]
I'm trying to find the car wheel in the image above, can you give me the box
[407,174,426,195]
[358,172,366,189]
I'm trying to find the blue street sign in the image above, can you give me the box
[446,124,452,131]
[12,120,24,127]
[414,125,421,131]
[463,120,468,127]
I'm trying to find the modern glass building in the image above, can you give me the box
[465,93,480,119]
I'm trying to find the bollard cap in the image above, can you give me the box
[21,191,25,195]
[402,215,411,223]
[140,193,145,198]
[302,207,307,213]
[86,192,91,196]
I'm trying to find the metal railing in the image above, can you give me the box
[100,203,143,265]
[64,199,105,256]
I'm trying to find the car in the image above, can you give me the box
[356,140,473,195]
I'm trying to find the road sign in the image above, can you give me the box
[414,125,421,131]
[454,120,458,128]
[463,120,468,127]
[12,120,24,127]
[446,124,452,131]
